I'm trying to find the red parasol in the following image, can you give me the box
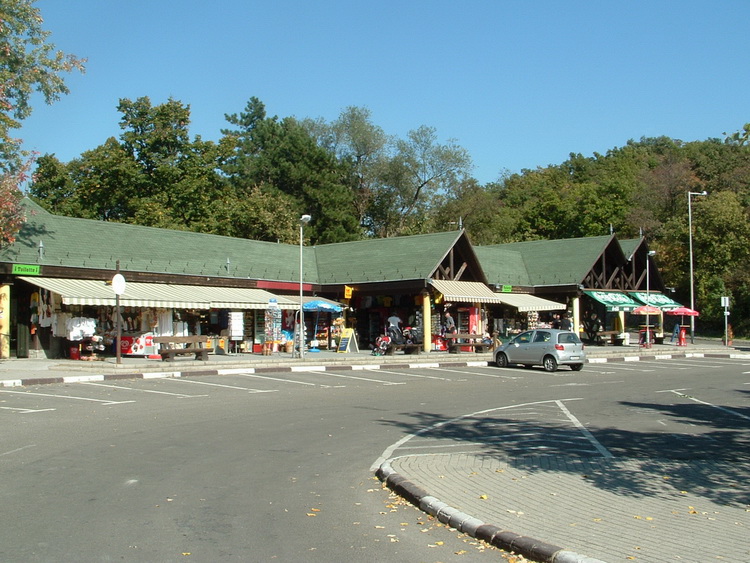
[665,306,699,317]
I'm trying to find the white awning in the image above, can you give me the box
[429,280,565,311]
[491,293,566,312]
[19,277,298,310]
[429,280,515,304]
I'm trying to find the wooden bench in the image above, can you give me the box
[152,335,210,362]
[588,330,620,346]
[385,343,421,355]
[448,333,488,353]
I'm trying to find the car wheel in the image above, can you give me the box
[495,352,509,368]
[570,363,583,371]
[542,355,558,372]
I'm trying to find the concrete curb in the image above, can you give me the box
[2,348,748,388]
[376,461,606,563]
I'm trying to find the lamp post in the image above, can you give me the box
[645,250,655,347]
[687,190,707,344]
[299,214,311,360]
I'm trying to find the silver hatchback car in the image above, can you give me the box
[495,329,586,372]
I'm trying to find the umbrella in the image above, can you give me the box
[632,305,662,315]
[665,306,699,327]
[303,299,343,313]
[665,306,699,317]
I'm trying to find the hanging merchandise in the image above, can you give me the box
[264,299,282,355]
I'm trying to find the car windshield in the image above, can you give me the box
[557,332,582,344]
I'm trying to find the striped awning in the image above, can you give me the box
[430,279,511,304]
[583,290,640,312]
[19,277,298,310]
[489,292,566,312]
[629,291,682,309]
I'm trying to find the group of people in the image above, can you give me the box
[550,313,573,331]
[387,310,456,335]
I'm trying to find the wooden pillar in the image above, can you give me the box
[422,291,431,353]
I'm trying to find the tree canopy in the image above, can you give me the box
[22,89,750,336]
[0,0,84,246]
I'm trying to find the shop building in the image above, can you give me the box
[0,200,675,359]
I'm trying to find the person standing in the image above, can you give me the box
[444,311,456,335]
[559,313,572,331]
[387,311,402,330]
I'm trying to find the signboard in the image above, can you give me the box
[337,328,359,353]
[500,285,513,293]
[12,264,40,276]
[112,273,126,295]
[344,285,353,299]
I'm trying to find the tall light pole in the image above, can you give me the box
[299,214,311,360]
[687,191,707,344]
[645,250,655,347]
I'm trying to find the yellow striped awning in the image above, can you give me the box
[19,277,298,310]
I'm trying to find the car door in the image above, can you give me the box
[510,330,535,363]
[531,330,553,364]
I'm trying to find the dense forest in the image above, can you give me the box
[25,96,750,337]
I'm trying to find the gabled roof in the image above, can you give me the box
[2,200,466,287]
[2,199,306,282]
[312,230,463,284]
[476,236,613,286]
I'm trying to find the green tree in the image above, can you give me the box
[367,126,471,237]
[31,97,229,232]
[0,0,84,246]
[222,98,361,244]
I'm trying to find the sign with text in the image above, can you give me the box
[12,264,41,276]
[337,328,359,353]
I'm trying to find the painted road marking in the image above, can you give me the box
[306,369,406,386]
[80,381,208,397]
[162,378,277,393]
[0,389,134,405]
[669,390,750,422]
[555,399,614,458]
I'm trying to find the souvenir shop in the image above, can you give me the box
[18,277,301,360]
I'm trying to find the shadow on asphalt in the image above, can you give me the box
[380,388,750,509]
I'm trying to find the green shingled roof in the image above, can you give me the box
[476,236,613,287]
[2,200,307,282]
[312,230,461,284]
[2,200,461,286]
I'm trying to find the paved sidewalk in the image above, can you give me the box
[2,338,748,562]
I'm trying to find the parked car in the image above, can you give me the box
[494,329,586,372]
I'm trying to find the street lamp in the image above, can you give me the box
[688,190,707,344]
[645,250,655,347]
[299,214,311,359]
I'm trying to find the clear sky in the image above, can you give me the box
[18,0,750,185]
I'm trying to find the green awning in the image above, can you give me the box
[629,292,682,309]
[583,290,640,312]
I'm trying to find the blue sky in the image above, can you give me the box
[19,0,750,185]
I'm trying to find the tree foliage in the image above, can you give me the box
[0,0,84,246]
[24,90,750,335]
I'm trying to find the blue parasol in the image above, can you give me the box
[302,300,343,351]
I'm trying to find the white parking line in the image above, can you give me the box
[555,400,614,458]
[370,368,450,381]
[0,406,56,413]
[162,379,277,393]
[80,381,208,397]
[1,444,37,457]
[307,370,406,385]
[428,366,521,379]
[0,389,134,405]
[234,373,317,386]
[669,390,750,422]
